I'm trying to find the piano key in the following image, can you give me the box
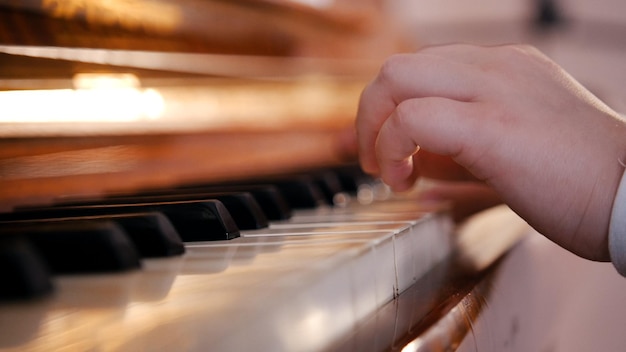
[280,207,426,224]
[255,195,453,295]
[2,212,185,258]
[333,164,377,194]
[159,192,267,230]
[106,213,185,258]
[170,185,292,221]
[242,217,452,296]
[252,176,328,209]
[178,239,397,351]
[172,175,327,210]
[240,186,293,221]
[0,200,240,242]
[0,237,53,301]
[310,170,348,206]
[270,210,453,292]
[191,227,399,308]
[279,197,447,224]
[2,220,141,274]
[60,191,269,230]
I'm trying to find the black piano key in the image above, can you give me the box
[160,201,239,241]
[192,175,326,210]
[333,165,374,194]
[114,184,293,222]
[1,213,185,258]
[171,185,292,221]
[210,193,268,229]
[56,192,267,231]
[95,192,268,230]
[1,200,240,242]
[312,170,348,205]
[0,237,53,301]
[2,221,141,274]
[113,213,185,257]
[235,186,292,221]
[271,177,327,209]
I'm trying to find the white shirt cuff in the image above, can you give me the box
[609,167,626,276]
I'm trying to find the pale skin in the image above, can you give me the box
[353,43,626,262]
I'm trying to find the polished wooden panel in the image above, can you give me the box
[0,130,355,212]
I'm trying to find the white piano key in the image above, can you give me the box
[240,211,453,297]
[280,198,446,225]
[206,241,386,352]
[243,221,414,236]
[394,213,455,294]
[187,230,399,312]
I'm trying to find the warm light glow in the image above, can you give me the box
[0,74,164,123]
[73,73,140,89]
[0,72,365,137]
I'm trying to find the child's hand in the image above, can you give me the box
[356,44,626,261]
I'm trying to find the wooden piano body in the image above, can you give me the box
[2,1,626,351]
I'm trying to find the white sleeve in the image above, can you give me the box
[609,167,626,276]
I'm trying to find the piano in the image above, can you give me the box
[2,1,626,351]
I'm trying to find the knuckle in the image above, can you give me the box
[377,53,409,86]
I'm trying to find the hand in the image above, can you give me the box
[356,44,626,261]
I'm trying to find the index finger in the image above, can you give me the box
[356,52,480,175]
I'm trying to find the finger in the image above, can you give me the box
[375,97,485,191]
[356,53,481,175]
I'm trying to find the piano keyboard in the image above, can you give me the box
[0,167,454,352]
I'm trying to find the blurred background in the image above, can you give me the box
[386,0,626,112]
